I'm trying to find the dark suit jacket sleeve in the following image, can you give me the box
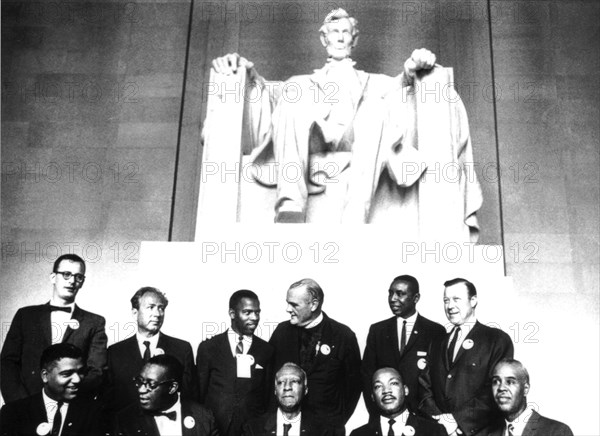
[196,341,210,404]
[342,329,362,424]
[0,309,28,402]
[453,330,514,434]
[0,402,18,436]
[81,313,108,393]
[417,357,443,416]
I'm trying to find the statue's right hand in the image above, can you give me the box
[212,53,255,75]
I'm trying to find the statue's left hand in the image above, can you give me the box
[403,48,437,81]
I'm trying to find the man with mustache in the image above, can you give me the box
[483,359,573,436]
[242,362,335,436]
[1,254,107,402]
[0,343,102,436]
[106,287,196,413]
[268,278,361,429]
[350,367,445,436]
[114,354,218,436]
[196,290,274,436]
[361,275,446,414]
[419,278,514,436]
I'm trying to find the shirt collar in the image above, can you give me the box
[397,311,418,324]
[380,409,409,434]
[49,300,75,311]
[228,328,252,341]
[304,312,324,329]
[42,390,68,418]
[162,395,181,416]
[447,316,478,333]
[277,407,302,429]
[506,404,534,435]
[137,331,160,347]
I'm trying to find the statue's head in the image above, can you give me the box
[319,9,359,61]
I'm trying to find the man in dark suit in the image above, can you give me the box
[196,290,274,436]
[419,278,514,436]
[482,359,573,436]
[361,275,446,414]
[268,278,362,429]
[242,362,334,436]
[1,254,107,402]
[0,343,102,436]
[106,287,195,412]
[350,367,445,436]
[115,354,218,436]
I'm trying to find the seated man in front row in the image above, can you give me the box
[0,343,102,436]
[350,367,445,436]
[242,362,337,436]
[483,358,573,436]
[114,354,218,436]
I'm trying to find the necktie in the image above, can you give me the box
[283,423,292,436]
[236,335,244,355]
[387,418,395,436]
[447,326,461,364]
[156,410,177,421]
[48,306,71,313]
[51,401,63,436]
[400,320,407,354]
[507,423,515,436]
[143,341,151,361]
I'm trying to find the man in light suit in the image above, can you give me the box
[268,278,362,429]
[350,367,445,436]
[1,254,107,402]
[482,359,573,436]
[106,287,195,412]
[196,290,274,436]
[0,343,102,436]
[419,278,514,436]
[362,275,446,414]
[242,363,334,436]
[115,355,218,436]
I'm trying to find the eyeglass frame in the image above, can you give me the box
[132,376,176,391]
[54,271,86,283]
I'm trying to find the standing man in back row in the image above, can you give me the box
[361,275,446,414]
[1,254,107,402]
[196,290,274,436]
[269,278,361,429]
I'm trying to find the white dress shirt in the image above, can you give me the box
[276,408,301,436]
[49,300,75,344]
[380,408,409,436]
[136,331,160,358]
[447,317,477,361]
[397,311,419,350]
[42,390,69,436]
[154,396,182,436]
[227,328,253,356]
[504,404,534,436]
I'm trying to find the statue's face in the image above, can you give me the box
[322,17,354,61]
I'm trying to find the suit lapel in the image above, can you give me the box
[383,318,402,364]
[452,322,480,367]
[311,315,332,374]
[442,330,452,372]
[263,413,277,434]
[522,410,540,436]
[402,315,421,357]
[41,304,53,347]
[180,401,196,436]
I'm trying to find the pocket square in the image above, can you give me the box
[417,351,427,356]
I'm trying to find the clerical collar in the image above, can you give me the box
[304,312,324,329]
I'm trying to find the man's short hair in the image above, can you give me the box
[444,278,477,298]
[276,362,307,385]
[390,275,420,295]
[229,289,259,310]
[130,286,169,310]
[320,8,359,40]
[372,367,405,387]
[495,358,530,385]
[53,254,86,273]
[146,354,183,385]
[289,278,324,306]
[40,343,84,370]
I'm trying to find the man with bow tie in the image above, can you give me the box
[196,290,274,436]
[209,9,446,224]
[1,254,107,402]
[361,275,446,415]
[418,278,514,436]
[105,287,196,414]
[115,355,218,436]
[0,343,103,436]
[350,367,445,436]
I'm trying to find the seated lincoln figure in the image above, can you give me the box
[207,8,482,239]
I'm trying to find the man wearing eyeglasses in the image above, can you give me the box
[0,343,103,436]
[1,254,107,402]
[114,354,218,436]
